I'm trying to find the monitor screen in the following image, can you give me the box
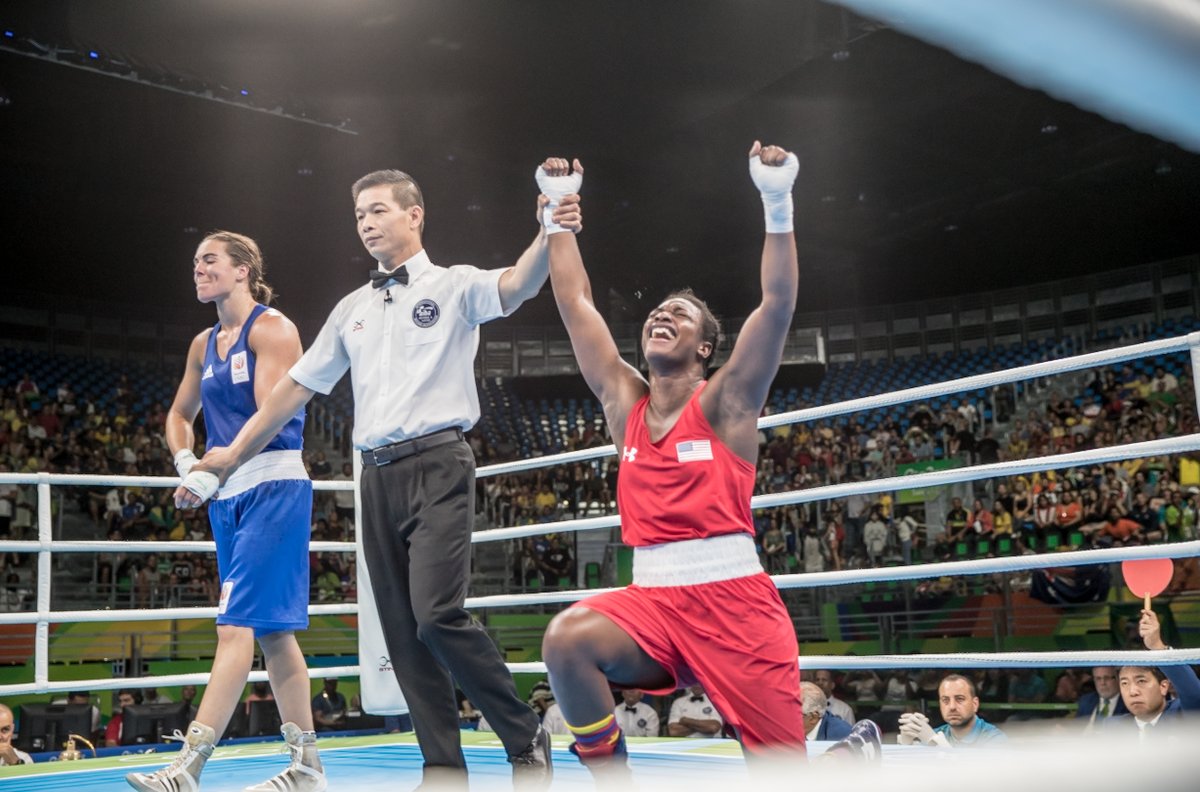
[120,701,191,745]
[16,703,93,753]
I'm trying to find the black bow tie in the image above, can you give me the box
[370,267,408,288]
[690,696,704,702]
[625,705,639,712]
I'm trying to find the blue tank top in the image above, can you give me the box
[200,304,304,452]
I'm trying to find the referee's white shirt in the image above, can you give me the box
[668,693,723,738]
[827,695,856,725]
[290,249,512,450]
[615,700,660,737]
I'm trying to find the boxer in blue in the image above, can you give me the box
[127,231,325,792]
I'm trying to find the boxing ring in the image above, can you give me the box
[2,0,1200,787]
[3,331,1200,789]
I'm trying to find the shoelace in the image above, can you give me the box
[277,741,323,781]
[146,731,194,778]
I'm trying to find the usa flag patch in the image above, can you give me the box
[676,439,713,462]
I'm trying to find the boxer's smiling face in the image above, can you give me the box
[642,298,711,371]
[193,239,247,304]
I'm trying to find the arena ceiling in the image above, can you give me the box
[2,0,1199,339]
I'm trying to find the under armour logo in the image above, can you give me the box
[622,446,638,462]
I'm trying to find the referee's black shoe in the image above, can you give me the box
[509,724,553,790]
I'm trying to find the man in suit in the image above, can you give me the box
[801,682,852,741]
[1105,609,1200,738]
[1075,665,1128,731]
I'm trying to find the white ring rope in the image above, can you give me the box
[471,332,1200,476]
[477,444,618,478]
[759,333,1199,430]
[2,333,1198,694]
[750,433,1200,510]
[826,0,1200,153]
[0,603,358,626]
[5,535,1193,627]
[0,665,361,697]
[772,539,1200,588]
[4,434,1198,556]
[461,539,1200,609]
[800,649,1200,670]
[507,648,1200,675]
[0,540,356,554]
[467,434,1200,545]
[0,473,354,490]
[7,646,1197,697]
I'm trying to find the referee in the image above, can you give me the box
[179,166,565,787]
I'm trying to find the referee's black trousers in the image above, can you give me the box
[360,438,540,770]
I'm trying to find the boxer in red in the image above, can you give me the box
[536,143,873,780]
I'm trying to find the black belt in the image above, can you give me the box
[361,427,464,467]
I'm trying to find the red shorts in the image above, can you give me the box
[573,571,805,754]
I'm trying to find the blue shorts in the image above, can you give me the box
[208,478,312,637]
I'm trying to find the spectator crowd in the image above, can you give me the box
[3,340,1197,608]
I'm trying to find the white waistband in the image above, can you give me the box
[218,450,308,500]
[633,533,763,587]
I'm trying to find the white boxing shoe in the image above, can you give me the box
[242,722,327,792]
[126,721,216,792]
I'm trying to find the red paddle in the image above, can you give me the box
[1122,558,1173,610]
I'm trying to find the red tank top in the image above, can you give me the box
[616,382,756,546]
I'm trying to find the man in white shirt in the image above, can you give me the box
[0,703,33,765]
[332,462,356,525]
[529,688,569,737]
[141,687,172,705]
[810,669,856,724]
[667,686,722,739]
[614,690,659,738]
[181,166,557,787]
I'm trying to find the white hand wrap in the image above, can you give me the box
[748,151,799,233]
[181,470,220,505]
[898,712,949,747]
[174,449,198,479]
[535,165,583,235]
